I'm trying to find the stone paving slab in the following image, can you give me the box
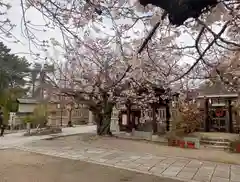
[7,144,239,182]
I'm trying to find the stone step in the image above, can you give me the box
[201,144,230,150]
[200,137,230,142]
[200,140,230,146]
[200,137,231,150]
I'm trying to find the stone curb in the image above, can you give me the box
[43,133,83,140]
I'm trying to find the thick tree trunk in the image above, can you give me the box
[97,101,114,136]
[94,112,103,135]
[68,109,73,127]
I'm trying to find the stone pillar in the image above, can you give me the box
[110,107,120,132]
[9,112,16,130]
[228,100,233,133]
[88,110,94,125]
[26,122,31,134]
[204,98,210,132]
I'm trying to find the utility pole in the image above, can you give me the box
[57,68,63,127]
[57,73,68,127]
[60,95,63,127]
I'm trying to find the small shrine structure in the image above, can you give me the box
[197,81,239,133]
[114,83,179,135]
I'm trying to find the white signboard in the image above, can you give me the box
[122,114,127,125]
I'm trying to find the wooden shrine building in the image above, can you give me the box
[117,86,179,134]
[197,81,239,133]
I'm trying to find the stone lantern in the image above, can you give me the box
[66,101,74,127]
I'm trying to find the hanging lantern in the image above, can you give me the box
[215,108,224,117]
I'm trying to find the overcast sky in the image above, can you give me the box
[3,0,63,64]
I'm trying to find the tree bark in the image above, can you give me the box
[97,101,114,136]
[95,112,103,135]
[87,93,115,136]
[67,109,73,127]
[125,99,132,132]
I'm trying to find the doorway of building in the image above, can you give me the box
[209,107,227,132]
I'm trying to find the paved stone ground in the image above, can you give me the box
[27,134,240,164]
[0,125,96,148]
[10,141,240,182]
[0,149,181,182]
[1,128,240,182]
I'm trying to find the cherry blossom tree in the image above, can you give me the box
[1,0,240,135]
[51,35,132,135]
[16,0,239,82]
[59,28,189,133]
[209,51,240,92]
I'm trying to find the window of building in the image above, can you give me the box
[212,98,225,104]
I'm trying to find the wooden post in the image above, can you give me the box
[204,98,209,132]
[166,99,170,132]
[126,100,131,132]
[228,99,233,133]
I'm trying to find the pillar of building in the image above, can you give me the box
[125,100,132,132]
[228,99,233,133]
[204,98,210,132]
[166,100,170,132]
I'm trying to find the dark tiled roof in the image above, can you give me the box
[17,98,39,104]
[198,81,237,96]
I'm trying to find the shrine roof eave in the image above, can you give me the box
[197,93,238,99]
